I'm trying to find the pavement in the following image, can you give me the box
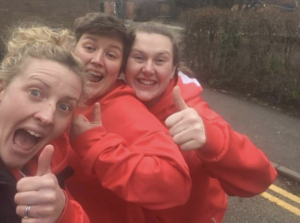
[201,87,300,183]
[271,162,300,184]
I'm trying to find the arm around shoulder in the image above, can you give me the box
[71,105,192,210]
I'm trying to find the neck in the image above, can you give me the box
[143,96,161,108]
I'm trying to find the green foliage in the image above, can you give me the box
[182,8,300,103]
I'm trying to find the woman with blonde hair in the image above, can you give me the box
[0,24,89,223]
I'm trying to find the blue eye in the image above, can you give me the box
[58,104,71,112]
[30,89,41,97]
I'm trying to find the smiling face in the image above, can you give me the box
[125,32,176,107]
[0,58,82,169]
[75,34,123,100]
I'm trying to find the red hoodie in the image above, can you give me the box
[66,80,192,223]
[11,133,90,223]
[144,72,277,223]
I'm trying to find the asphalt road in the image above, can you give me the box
[200,87,300,222]
[201,87,300,174]
[223,175,300,223]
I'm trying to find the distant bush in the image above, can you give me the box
[182,7,300,105]
[134,1,159,22]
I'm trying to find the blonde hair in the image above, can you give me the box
[0,25,84,87]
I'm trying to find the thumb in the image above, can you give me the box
[173,86,188,111]
[92,102,102,125]
[36,145,54,176]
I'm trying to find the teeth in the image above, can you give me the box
[138,79,156,85]
[88,70,103,77]
[26,130,41,138]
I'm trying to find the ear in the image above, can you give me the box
[0,80,5,103]
[0,90,5,103]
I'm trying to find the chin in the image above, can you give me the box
[137,95,149,102]
[137,92,154,102]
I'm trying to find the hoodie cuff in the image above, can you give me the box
[56,190,84,223]
[196,118,227,161]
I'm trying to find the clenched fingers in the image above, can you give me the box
[16,204,55,219]
[16,175,56,192]
[165,111,184,129]
[15,188,57,206]
[173,127,206,150]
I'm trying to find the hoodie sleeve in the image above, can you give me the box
[190,97,277,197]
[56,190,90,223]
[71,97,192,210]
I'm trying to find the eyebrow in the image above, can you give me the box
[157,51,171,56]
[109,45,123,53]
[28,77,51,89]
[131,49,171,56]
[83,36,97,42]
[27,77,79,102]
[131,49,142,53]
[83,36,123,52]
[64,96,79,103]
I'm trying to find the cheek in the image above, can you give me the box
[126,59,139,73]
[159,67,174,82]
[125,63,141,82]
[76,51,89,64]
[125,72,134,85]
[1,95,25,118]
[53,117,69,138]
[106,62,121,78]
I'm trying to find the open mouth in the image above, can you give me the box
[87,70,104,83]
[13,129,43,152]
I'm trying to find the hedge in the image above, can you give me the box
[181,7,300,105]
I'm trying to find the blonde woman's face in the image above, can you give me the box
[0,58,82,168]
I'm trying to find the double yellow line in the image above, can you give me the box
[261,185,300,217]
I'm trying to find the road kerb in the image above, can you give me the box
[272,162,300,184]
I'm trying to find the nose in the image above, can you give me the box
[142,60,154,76]
[91,50,104,67]
[34,104,55,126]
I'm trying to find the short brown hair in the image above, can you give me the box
[74,13,129,72]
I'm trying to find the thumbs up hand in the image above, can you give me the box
[165,86,206,150]
[70,102,102,142]
[15,145,66,222]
